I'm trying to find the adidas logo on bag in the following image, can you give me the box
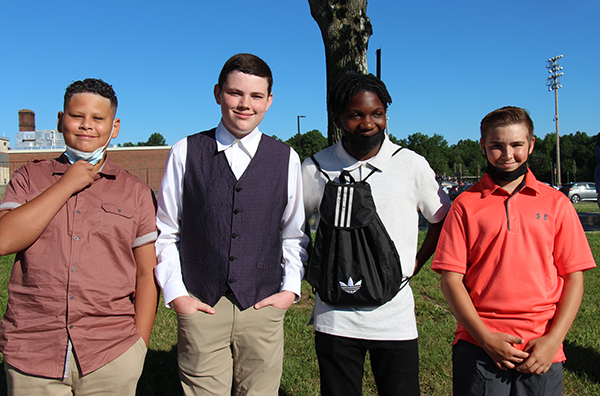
[340,277,362,294]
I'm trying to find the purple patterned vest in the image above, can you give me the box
[180,129,290,310]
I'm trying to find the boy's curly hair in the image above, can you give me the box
[64,78,118,112]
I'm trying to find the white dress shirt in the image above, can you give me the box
[155,121,309,306]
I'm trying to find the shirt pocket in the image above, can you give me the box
[100,201,135,241]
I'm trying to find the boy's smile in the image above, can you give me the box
[58,92,120,154]
[214,70,273,139]
[481,123,534,173]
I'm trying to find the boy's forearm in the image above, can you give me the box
[545,271,584,344]
[0,161,94,255]
[134,273,158,346]
[440,271,491,345]
[133,244,159,346]
[415,219,445,274]
[0,180,74,255]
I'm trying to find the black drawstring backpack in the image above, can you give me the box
[306,151,409,307]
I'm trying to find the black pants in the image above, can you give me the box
[315,331,420,396]
[453,340,563,396]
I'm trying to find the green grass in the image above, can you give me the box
[0,233,598,395]
[573,202,599,213]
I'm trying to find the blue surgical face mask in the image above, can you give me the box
[64,129,113,165]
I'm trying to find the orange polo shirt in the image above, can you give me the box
[431,171,596,363]
[0,155,157,378]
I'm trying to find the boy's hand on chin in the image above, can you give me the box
[60,160,95,193]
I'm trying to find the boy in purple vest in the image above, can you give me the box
[155,53,309,396]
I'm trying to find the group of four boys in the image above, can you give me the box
[0,53,595,396]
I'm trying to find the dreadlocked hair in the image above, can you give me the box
[328,73,392,120]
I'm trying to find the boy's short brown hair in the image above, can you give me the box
[480,106,534,142]
[217,53,273,94]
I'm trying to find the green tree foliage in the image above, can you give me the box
[118,132,168,147]
[284,129,328,162]
[399,133,452,176]
[145,132,167,146]
[452,139,486,179]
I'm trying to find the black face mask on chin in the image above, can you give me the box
[485,160,529,181]
[342,129,385,155]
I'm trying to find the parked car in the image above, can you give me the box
[439,181,457,195]
[559,182,598,203]
[448,183,472,200]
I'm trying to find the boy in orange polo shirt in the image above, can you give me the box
[431,106,596,396]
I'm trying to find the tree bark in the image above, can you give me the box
[308,0,372,145]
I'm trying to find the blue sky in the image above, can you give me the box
[1,1,599,148]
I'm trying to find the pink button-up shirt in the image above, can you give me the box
[0,155,157,377]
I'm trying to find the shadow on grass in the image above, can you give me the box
[563,340,600,385]
[136,346,181,395]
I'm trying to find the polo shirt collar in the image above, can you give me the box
[333,134,398,172]
[215,120,262,158]
[480,170,540,197]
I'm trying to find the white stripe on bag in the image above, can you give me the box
[334,186,354,228]
[334,186,342,227]
[346,187,354,228]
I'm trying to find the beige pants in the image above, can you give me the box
[5,336,147,396]
[177,294,287,396]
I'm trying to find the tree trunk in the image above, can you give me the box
[308,0,372,145]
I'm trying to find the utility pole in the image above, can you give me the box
[546,55,564,186]
[297,115,306,158]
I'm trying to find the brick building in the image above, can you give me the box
[0,109,170,193]
[6,146,170,192]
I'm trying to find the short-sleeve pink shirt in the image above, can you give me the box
[0,155,157,377]
[431,172,596,363]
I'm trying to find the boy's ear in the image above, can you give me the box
[57,111,64,133]
[479,138,486,154]
[111,118,121,139]
[528,136,535,155]
[214,84,222,105]
[265,92,273,112]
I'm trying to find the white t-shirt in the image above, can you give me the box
[302,135,450,340]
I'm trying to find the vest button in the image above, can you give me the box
[229,256,236,261]
[236,187,243,192]
[233,209,240,214]
[232,233,238,238]
[228,278,236,284]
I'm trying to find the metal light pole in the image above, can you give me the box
[546,55,564,187]
[297,115,306,157]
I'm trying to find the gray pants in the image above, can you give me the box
[453,340,563,396]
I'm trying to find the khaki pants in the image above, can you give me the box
[5,336,147,396]
[177,294,286,396]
